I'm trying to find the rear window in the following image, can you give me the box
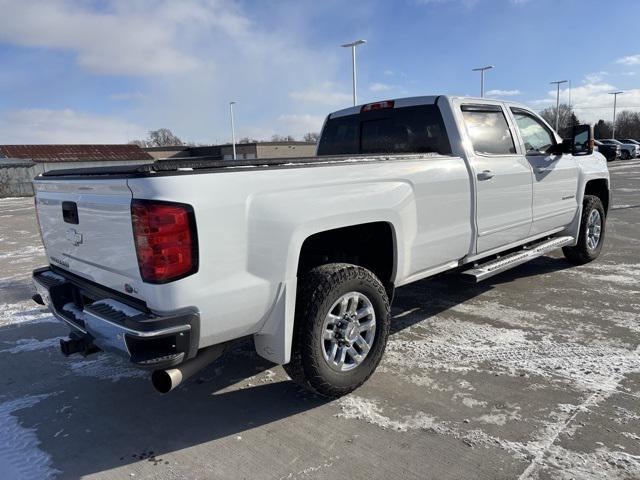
[461,105,516,155]
[317,104,452,156]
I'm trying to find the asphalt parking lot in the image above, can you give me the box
[1,160,639,480]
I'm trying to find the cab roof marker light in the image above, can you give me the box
[361,101,395,112]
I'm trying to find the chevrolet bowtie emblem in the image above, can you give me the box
[66,228,83,246]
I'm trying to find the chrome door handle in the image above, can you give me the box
[477,170,494,181]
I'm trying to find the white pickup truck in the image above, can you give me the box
[32,95,610,397]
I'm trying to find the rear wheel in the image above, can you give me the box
[621,150,630,160]
[284,263,390,397]
[562,195,606,265]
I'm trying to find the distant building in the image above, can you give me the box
[0,142,318,198]
[144,141,317,160]
[0,144,153,197]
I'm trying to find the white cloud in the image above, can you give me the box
[0,0,203,75]
[529,82,640,124]
[369,83,395,92]
[584,71,608,83]
[0,0,346,143]
[289,84,352,106]
[616,54,640,66]
[0,109,145,143]
[277,114,325,136]
[486,89,521,97]
[384,70,395,76]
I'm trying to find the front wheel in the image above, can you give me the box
[621,150,630,160]
[562,195,606,265]
[284,263,390,397]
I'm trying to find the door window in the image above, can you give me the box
[461,105,516,155]
[511,109,556,155]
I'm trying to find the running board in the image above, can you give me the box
[461,236,574,282]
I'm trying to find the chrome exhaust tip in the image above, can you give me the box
[150,343,229,394]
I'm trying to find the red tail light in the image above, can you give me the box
[361,100,394,112]
[131,200,198,283]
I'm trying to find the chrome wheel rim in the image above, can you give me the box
[586,209,602,250]
[321,291,376,372]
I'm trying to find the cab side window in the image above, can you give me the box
[461,105,516,155]
[511,108,556,155]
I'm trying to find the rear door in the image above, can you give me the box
[34,178,143,299]
[459,103,533,253]
[508,107,579,235]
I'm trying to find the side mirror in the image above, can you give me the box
[569,124,593,156]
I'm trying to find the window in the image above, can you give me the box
[317,115,359,155]
[317,104,451,156]
[511,109,556,155]
[461,105,516,155]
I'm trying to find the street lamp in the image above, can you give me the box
[609,91,623,139]
[341,39,366,106]
[550,80,568,132]
[472,65,494,98]
[229,101,237,160]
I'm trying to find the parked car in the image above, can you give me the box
[32,96,610,397]
[600,139,639,160]
[594,140,621,162]
[618,138,640,154]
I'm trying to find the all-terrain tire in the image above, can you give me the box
[562,195,606,265]
[284,263,390,398]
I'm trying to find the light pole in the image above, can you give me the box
[341,39,366,106]
[472,65,494,98]
[609,91,623,139]
[550,80,568,132]
[229,101,237,160]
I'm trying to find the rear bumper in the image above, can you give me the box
[32,266,200,369]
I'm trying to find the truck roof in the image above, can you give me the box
[328,95,532,119]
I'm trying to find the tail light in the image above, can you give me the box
[361,100,394,112]
[131,200,198,283]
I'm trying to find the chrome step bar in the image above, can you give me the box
[461,236,574,282]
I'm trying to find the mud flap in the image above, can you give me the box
[253,278,297,364]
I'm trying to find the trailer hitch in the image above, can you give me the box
[59,332,100,357]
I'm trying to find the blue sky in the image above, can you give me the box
[0,0,639,144]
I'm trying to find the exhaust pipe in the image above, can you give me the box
[151,343,229,394]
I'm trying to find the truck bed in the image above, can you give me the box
[38,153,441,179]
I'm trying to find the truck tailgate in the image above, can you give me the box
[34,178,143,298]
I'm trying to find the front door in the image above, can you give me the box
[460,104,533,253]
[509,108,579,235]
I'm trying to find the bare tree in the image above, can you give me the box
[614,111,640,139]
[129,128,184,147]
[539,103,580,138]
[594,119,612,139]
[271,134,296,142]
[303,132,320,143]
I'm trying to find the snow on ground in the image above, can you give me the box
[0,395,59,480]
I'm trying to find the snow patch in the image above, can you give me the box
[337,396,443,433]
[0,337,60,354]
[383,318,640,393]
[0,303,58,327]
[0,395,59,479]
[68,355,147,382]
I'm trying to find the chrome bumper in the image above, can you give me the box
[33,267,199,369]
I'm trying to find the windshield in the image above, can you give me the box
[604,139,623,145]
[317,104,452,156]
